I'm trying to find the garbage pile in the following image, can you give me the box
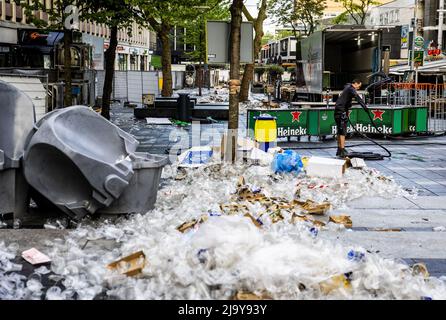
[0,80,168,222]
[1,157,438,300]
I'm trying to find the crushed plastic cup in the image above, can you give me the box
[13,219,22,230]
[309,227,319,238]
[197,249,208,264]
[46,286,63,300]
[7,243,20,254]
[347,250,365,262]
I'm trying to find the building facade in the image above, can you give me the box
[423,0,446,50]
[367,0,415,60]
[0,0,155,70]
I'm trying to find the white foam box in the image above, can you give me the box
[306,157,347,179]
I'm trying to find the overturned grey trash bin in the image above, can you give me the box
[23,106,139,220]
[98,152,168,215]
[0,80,35,218]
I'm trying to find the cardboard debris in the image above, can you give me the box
[107,251,146,277]
[348,158,367,169]
[329,215,353,228]
[177,215,209,233]
[377,175,392,182]
[233,291,272,300]
[244,213,263,228]
[291,213,311,224]
[319,273,352,294]
[292,200,331,215]
[220,203,250,216]
[175,168,188,181]
[306,157,347,179]
[411,263,430,278]
[291,214,326,228]
[22,248,51,265]
[312,220,327,228]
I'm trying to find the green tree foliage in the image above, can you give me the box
[275,29,294,39]
[20,0,78,107]
[269,0,326,38]
[333,0,380,25]
[138,0,212,97]
[182,0,231,62]
[261,32,275,45]
[239,0,268,102]
[78,0,143,119]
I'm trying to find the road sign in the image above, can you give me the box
[413,50,424,66]
[414,36,424,49]
[206,21,254,64]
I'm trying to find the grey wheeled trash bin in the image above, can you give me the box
[23,106,139,220]
[98,152,168,215]
[0,80,35,219]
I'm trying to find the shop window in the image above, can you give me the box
[130,54,137,70]
[17,6,23,21]
[118,53,127,70]
[5,0,13,20]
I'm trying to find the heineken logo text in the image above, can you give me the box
[331,124,393,135]
[278,127,307,137]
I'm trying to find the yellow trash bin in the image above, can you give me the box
[254,114,277,152]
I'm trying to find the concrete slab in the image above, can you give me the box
[320,231,446,259]
[410,196,446,210]
[329,209,446,229]
[347,197,420,209]
[0,229,70,252]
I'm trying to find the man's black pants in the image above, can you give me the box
[334,110,348,136]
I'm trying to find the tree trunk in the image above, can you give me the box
[239,0,267,102]
[225,0,244,163]
[239,63,254,101]
[63,29,72,108]
[101,25,118,120]
[160,22,173,97]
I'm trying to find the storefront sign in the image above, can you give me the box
[401,25,409,49]
[414,36,424,49]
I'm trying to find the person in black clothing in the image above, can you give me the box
[335,79,366,158]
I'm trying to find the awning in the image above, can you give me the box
[390,59,446,75]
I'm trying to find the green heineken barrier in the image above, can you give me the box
[247,106,428,138]
[402,107,428,134]
[355,107,403,135]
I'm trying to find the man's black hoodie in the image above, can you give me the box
[335,83,365,113]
